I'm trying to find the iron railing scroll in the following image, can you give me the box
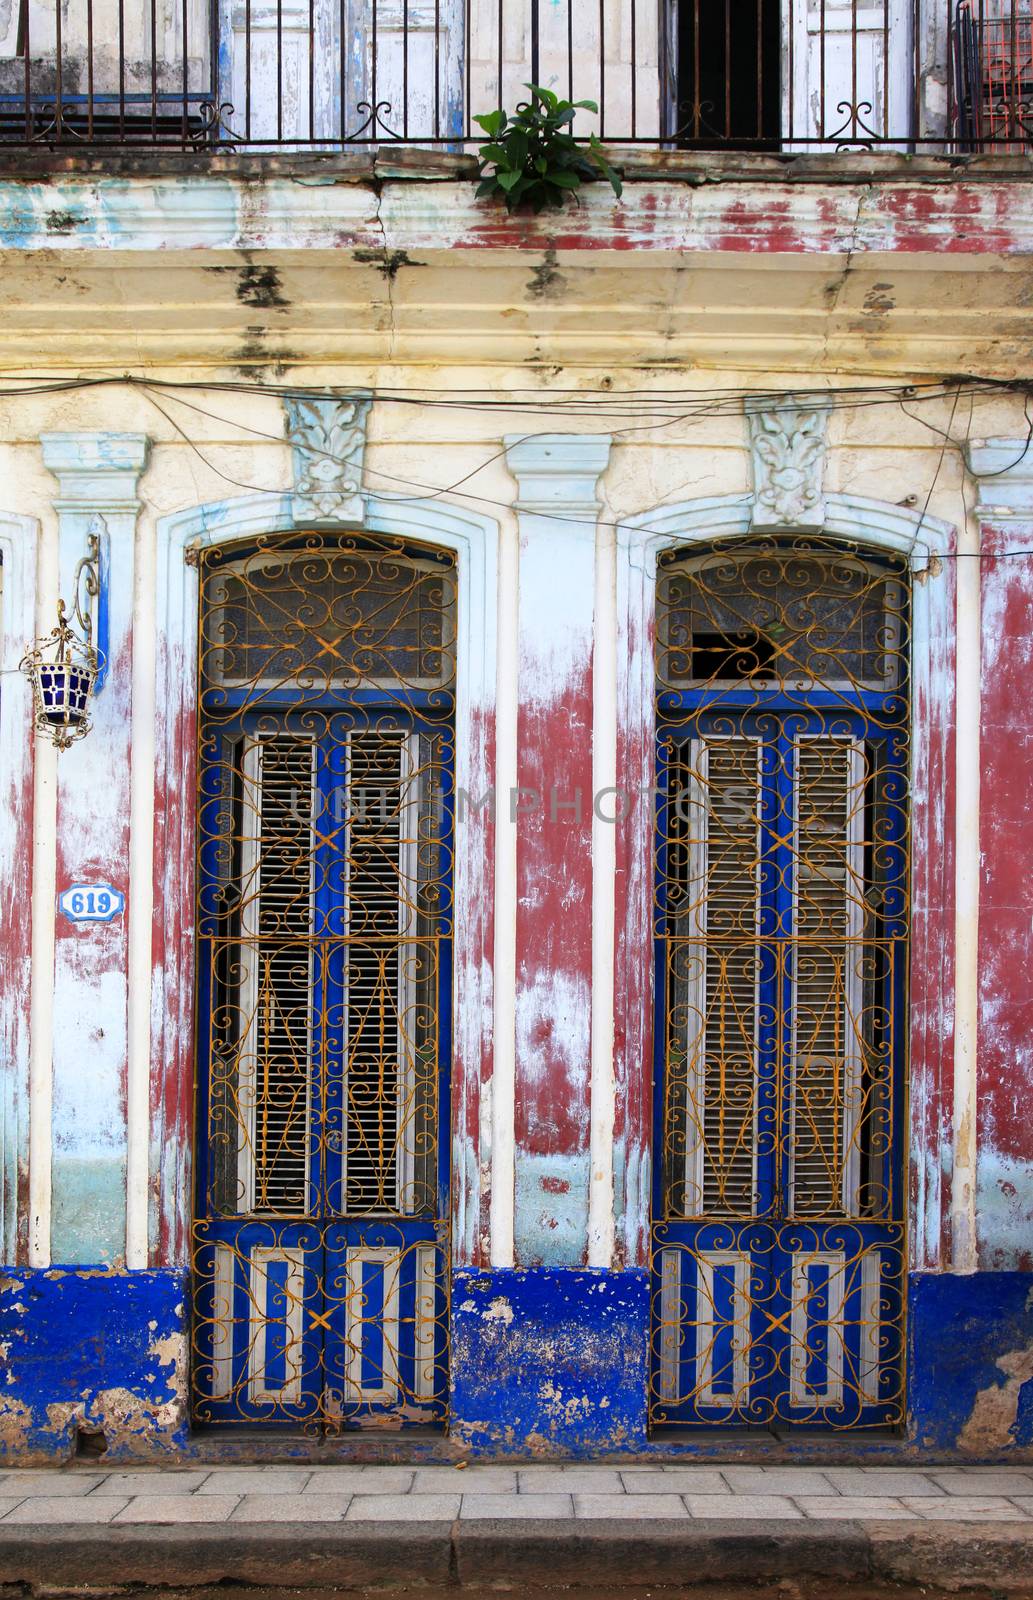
[1,2,1031,152]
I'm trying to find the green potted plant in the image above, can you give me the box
[475,84,623,214]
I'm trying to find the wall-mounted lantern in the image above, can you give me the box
[21,520,104,751]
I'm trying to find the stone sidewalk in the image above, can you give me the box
[0,1463,1031,1592]
[2,1461,1033,1524]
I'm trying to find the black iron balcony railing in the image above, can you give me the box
[0,1,1029,154]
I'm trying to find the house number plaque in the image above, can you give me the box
[58,883,125,924]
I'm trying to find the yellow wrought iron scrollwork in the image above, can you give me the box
[191,532,455,1429]
[650,536,909,1430]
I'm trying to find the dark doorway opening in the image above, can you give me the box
[675,0,782,149]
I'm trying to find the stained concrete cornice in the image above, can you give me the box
[3,171,1033,255]
[1,172,1033,374]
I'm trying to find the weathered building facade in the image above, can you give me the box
[1,0,1032,1463]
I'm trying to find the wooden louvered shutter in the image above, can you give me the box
[342,730,438,1216]
[236,737,316,1215]
[675,736,762,1217]
[790,737,866,1216]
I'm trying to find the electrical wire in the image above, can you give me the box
[6,370,1033,556]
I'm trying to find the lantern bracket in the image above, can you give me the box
[20,519,105,751]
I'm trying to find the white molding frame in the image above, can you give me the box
[613,491,955,1270]
[152,490,499,1268]
[503,433,613,1269]
[0,513,39,1264]
[41,431,150,1270]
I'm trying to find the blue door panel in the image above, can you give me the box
[652,696,907,1430]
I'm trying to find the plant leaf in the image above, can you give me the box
[474,109,505,136]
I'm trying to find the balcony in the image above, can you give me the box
[0,1,1029,155]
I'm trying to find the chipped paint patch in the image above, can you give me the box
[0,1268,189,1464]
[977,1150,1033,1272]
[514,1153,591,1267]
[909,1271,1033,1457]
[959,1338,1033,1455]
[450,1267,649,1457]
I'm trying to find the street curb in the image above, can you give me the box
[454,1519,869,1585]
[0,1518,1030,1591]
[0,1523,455,1589]
[867,1522,1033,1588]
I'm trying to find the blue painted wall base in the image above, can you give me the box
[909,1271,1033,1455]
[1,1264,1030,1462]
[0,1267,190,1463]
[449,1267,650,1456]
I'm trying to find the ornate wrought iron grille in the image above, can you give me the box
[191,532,456,1431]
[650,537,909,1430]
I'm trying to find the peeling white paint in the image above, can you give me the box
[589,510,618,1271]
[952,475,982,1274]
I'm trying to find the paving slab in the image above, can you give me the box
[230,1494,349,1522]
[302,1467,414,1494]
[683,1493,802,1519]
[573,1492,687,1519]
[91,1471,211,1496]
[902,1494,1029,1520]
[721,1466,835,1495]
[0,1472,102,1496]
[113,1495,242,1524]
[795,1496,912,1520]
[820,1467,947,1496]
[346,1493,460,1521]
[931,1472,1033,1496]
[517,1467,625,1493]
[624,1469,727,1494]
[2,1495,129,1523]
[195,1469,313,1495]
[460,1492,571,1519]
[413,1465,517,1492]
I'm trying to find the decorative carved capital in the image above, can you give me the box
[746,396,830,531]
[41,432,149,509]
[284,392,372,524]
[966,438,1033,518]
[503,433,612,519]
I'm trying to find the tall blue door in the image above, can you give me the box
[651,537,909,1431]
[191,533,455,1431]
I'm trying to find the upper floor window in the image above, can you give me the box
[657,542,908,694]
[204,541,455,692]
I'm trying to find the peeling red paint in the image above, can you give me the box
[515,662,594,1166]
[908,550,958,1273]
[977,521,1033,1270]
[452,699,496,1269]
[150,633,195,1270]
[614,594,655,1271]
